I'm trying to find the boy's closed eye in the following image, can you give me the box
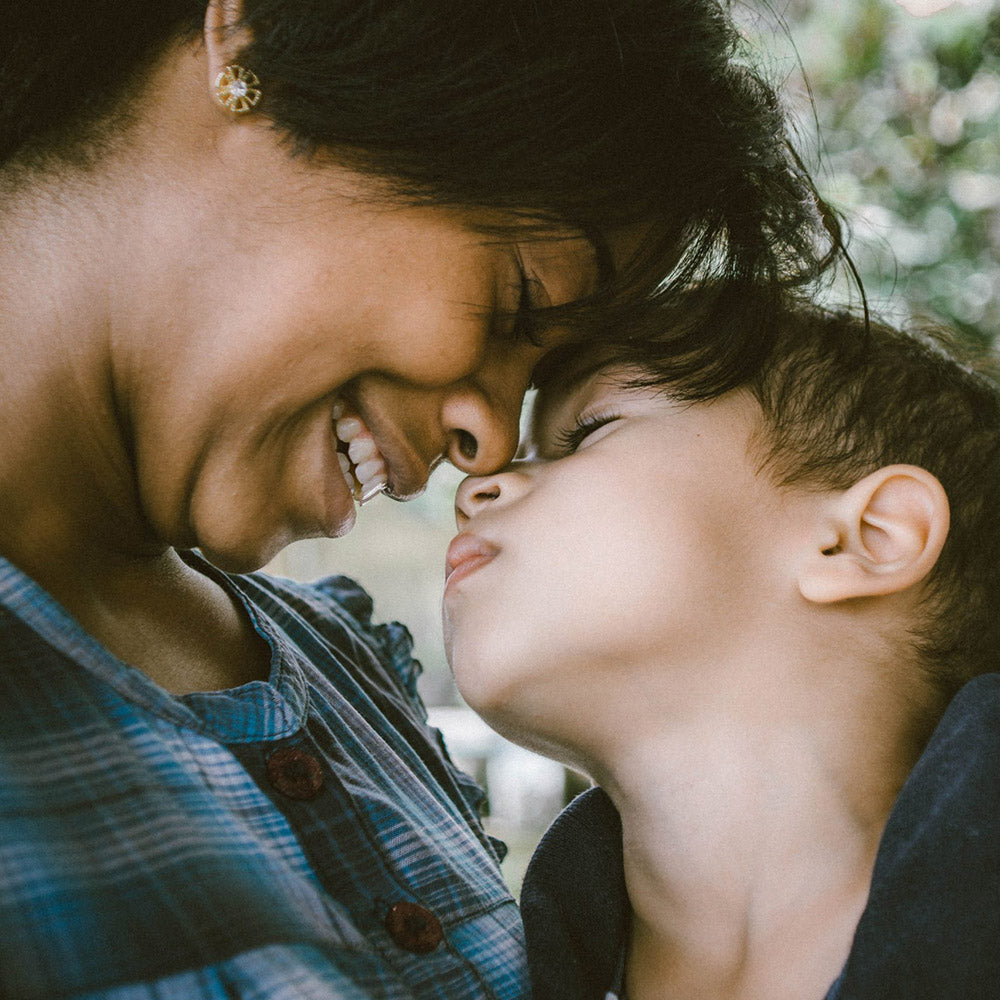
[529,364,648,460]
[550,412,623,456]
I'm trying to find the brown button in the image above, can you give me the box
[266,747,324,801]
[384,901,443,954]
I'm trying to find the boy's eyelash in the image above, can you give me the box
[552,412,621,454]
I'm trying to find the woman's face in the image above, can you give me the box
[118,140,597,571]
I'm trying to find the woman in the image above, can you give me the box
[0,1,831,997]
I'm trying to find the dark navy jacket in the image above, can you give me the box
[521,673,1000,1000]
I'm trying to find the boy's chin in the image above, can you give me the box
[454,671,523,733]
[448,644,510,711]
[449,642,571,750]
[457,682,559,758]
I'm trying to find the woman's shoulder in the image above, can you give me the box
[234,568,423,702]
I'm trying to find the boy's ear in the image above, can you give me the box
[797,465,950,605]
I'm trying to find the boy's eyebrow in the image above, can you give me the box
[530,368,586,438]
[513,436,535,461]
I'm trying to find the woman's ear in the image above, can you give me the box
[798,465,950,605]
[204,0,248,88]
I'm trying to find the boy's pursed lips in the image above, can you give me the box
[445,533,500,591]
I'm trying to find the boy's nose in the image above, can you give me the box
[454,473,504,528]
[454,457,536,527]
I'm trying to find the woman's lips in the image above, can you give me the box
[445,533,499,590]
[337,388,433,502]
[332,398,388,505]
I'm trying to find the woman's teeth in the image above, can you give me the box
[334,404,388,505]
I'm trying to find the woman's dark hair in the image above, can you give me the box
[2,1,841,388]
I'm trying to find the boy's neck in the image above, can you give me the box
[588,648,936,1000]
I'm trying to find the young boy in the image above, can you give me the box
[442,297,1000,1000]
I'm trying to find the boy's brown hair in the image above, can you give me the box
[745,305,1000,696]
[540,293,1000,696]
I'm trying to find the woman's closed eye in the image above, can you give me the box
[511,268,541,347]
[503,268,546,347]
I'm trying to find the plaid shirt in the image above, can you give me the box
[0,553,526,1000]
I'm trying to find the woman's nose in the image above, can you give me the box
[441,343,541,475]
[442,385,521,476]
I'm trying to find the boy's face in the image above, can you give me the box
[443,363,799,754]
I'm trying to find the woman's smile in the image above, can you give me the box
[332,398,389,503]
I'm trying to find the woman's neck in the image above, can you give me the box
[0,161,273,695]
[0,168,145,569]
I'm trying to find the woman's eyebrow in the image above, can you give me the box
[584,228,615,289]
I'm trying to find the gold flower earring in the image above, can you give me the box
[215,65,262,114]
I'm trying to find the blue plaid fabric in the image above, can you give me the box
[0,553,527,999]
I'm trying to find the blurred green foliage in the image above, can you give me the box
[748,0,1000,347]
